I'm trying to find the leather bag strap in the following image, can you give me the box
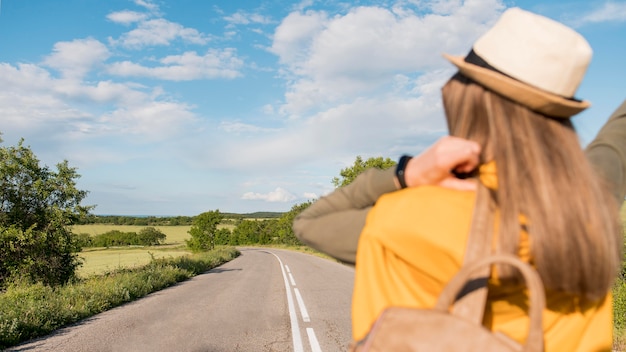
[435,254,546,352]
[452,182,495,323]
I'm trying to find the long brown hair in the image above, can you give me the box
[442,73,622,300]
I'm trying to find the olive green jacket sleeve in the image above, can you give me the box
[585,99,626,203]
[294,100,626,264]
[292,167,398,264]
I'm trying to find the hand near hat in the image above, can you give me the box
[399,136,481,191]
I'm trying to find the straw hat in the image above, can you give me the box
[444,8,592,118]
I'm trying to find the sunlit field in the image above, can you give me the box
[76,247,190,277]
[72,225,193,277]
[72,224,240,277]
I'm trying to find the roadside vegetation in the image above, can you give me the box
[0,247,239,349]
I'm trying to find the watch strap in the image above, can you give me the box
[395,155,412,189]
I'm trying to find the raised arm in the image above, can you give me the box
[293,136,481,264]
[293,167,397,264]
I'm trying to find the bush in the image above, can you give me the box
[72,233,93,249]
[137,227,167,246]
[0,226,81,287]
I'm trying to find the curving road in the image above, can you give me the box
[7,248,354,352]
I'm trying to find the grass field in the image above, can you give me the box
[73,225,193,277]
[77,247,191,277]
[72,224,240,278]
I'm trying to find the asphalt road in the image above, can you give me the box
[7,248,354,352]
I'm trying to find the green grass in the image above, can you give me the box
[73,224,194,277]
[73,224,240,277]
[0,246,240,349]
[77,247,191,277]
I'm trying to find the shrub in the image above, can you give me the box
[137,227,167,246]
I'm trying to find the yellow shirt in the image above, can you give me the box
[352,183,612,351]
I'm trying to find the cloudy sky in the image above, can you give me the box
[1,0,625,216]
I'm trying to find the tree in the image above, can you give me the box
[137,227,167,246]
[213,227,232,246]
[186,210,223,251]
[331,156,396,188]
[274,202,312,245]
[0,137,92,286]
[231,219,261,245]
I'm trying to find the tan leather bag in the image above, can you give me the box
[348,254,546,352]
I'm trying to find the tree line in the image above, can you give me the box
[74,227,167,247]
[78,212,284,226]
[185,203,312,252]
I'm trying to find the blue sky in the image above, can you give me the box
[0,0,625,216]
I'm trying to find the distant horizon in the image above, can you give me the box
[91,211,286,218]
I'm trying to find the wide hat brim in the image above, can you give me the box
[443,54,590,118]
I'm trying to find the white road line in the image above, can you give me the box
[294,288,311,322]
[267,252,304,352]
[307,328,323,352]
[288,272,297,286]
[285,265,291,273]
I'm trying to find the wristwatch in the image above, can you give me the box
[395,155,412,189]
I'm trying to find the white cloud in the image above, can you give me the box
[270,1,504,116]
[220,121,279,134]
[293,0,315,12]
[425,0,463,15]
[43,38,110,79]
[99,101,196,139]
[0,63,92,137]
[107,49,243,80]
[110,18,209,48]
[302,192,318,199]
[134,0,159,13]
[0,58,197,148]
[107,10,149,25]
[270,11,328,65]
[579,2,626,24]
[224,11,272,26]
[0,62,53,92]
[241,187,297,202]
[262,104,275,115]
[193,88,446,175]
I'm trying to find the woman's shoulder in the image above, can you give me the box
[372,185,477,219]
[364,186,477,253]
[361,186,479,277]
